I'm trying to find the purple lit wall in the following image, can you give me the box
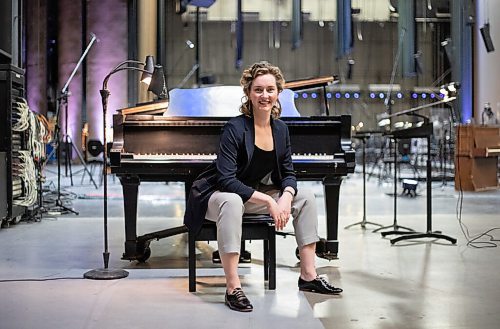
[87,0,128,142]
[25,2,47,116]
[54,0,128,158]
[57,0,83,158]
[25,0,128,161]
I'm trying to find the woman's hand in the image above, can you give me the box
[266,198,283,230]
[249,190,293,231]
[268,193,292,231]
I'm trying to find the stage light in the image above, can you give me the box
[301,92,308,99]
[353,92,360,99]
[326,92,332,99]
[439,82,460,100]
[396,92,403,99]
[335,92,342,99]
[344,93,350,99]
[412,93,418,99]
[378,118,390,127]
[369,92,376,99]
[148,65,169,100]
[421,93,427,99]
[294,92,299,99]
[311,92,317,99]
[394,121,404,128]
[378,93,384,99]
[140,56,155,84]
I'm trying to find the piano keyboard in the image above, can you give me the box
[130,153,336,162]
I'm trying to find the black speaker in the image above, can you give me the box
[0,1,12,63]
[480,24,495,53]
[87,140,104,158]
[0,0,21,66]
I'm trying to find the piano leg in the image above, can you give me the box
[319,176,343,260]
[119,175,141,260]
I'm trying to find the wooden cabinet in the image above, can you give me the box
[455,125,500,191]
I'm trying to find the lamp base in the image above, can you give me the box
[84,268,129,280]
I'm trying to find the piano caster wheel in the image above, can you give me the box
[137,247,151,263]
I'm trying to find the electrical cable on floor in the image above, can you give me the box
[456,187,500,248]
[0,277,84,283]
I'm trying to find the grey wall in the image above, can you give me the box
[165,19,450,130]
[474,0,500,122]
[23,1,458,145]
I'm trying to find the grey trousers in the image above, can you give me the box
[205,187,320,254]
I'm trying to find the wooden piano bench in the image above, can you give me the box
[188,214,276,292]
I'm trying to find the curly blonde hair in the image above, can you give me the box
[239,61,285,119]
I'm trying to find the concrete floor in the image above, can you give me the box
[1,164,500,329]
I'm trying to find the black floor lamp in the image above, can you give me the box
[84,56,167,280]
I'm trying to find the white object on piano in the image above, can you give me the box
[166,86,300,117]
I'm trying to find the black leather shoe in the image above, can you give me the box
[239,250,252,263]
[212,250,221,263]
[298,276,343,295]
[212,250,252,264]
[225,288,253,312]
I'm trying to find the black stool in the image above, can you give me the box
[188,214,276,292]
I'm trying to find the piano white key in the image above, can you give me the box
[132,153,335,161]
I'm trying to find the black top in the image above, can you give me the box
[183,114,297,234]
[241,145,276,188]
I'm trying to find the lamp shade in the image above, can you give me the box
[140,55,155,84]
[148,65,168,100]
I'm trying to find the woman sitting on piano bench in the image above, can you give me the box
[184,61,342,312]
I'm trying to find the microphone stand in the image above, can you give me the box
[47,34,98,215]
[344,131,384,230]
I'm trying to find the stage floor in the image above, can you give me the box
[1,164,500,329]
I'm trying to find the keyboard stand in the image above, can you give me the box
[345,133,384,230]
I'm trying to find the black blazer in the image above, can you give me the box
[183,114,297,234]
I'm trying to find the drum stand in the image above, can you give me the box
[345,133,384,230]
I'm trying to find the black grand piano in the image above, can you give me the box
[110,84,355,262]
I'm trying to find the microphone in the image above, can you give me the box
[90,32,100,43]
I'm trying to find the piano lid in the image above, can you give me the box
[284,76,338,91]
[117,100,169,115]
